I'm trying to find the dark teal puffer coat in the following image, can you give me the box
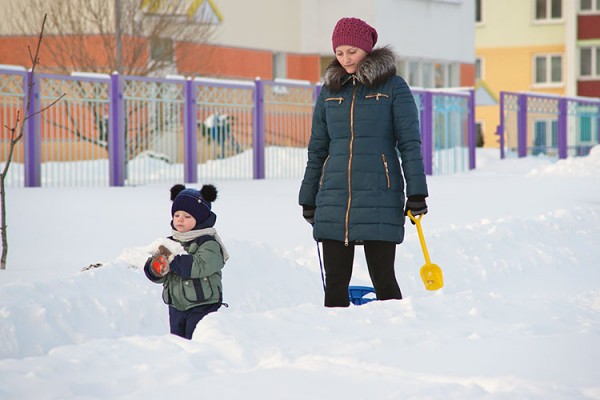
[298,47,428,244]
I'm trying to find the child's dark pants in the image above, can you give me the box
[169,303,221,339]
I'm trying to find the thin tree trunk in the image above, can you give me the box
[0,177,7,270]
[0,15,58,270]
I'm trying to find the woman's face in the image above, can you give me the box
[335,45,368,74]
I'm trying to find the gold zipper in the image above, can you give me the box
[382,154,391,188]
[344,85,360,246]
[319,155,330,189]
[365,93,389,101]
[325,97,344,104]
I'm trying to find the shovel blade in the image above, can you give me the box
[420,263,444,291]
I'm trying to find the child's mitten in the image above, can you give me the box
[156,245,174,261]
[150,255,170,277]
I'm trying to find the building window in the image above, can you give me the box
[580,48,592,76]
[551,55,562,82]
[448,63,459,87]
[396,59,406,78]
[150,37,174,63]
[475,57,483,81]
[475,0,482,23]
[535,0,562,20]
[579,46,600,77]
[319,55,335,79]
[534,54,562,85]
[580,0,600,12]
[273,52,286,79]
[422,63,433,88]
[408,61,420,87]
[434,63,446,88]
[402,60,457,88]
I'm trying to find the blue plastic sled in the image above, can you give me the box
[348,286,377,305]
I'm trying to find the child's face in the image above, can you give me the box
[172,210,196,233]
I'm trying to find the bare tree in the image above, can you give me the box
[7,0,218,76]
[6,0,219,164]
[1,14,64,270]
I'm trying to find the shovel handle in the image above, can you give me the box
[407,211,431,265]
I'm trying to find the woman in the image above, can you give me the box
[299,17,429,307]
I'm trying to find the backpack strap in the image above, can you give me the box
[190,235,217,247]
[167,235,216,247]
[191,235,226,260]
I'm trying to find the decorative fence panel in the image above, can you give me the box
[0,66,476,188]
[121,76,186,186]
[497,92,600,160]
[0,68,26,187]
[413,89,475,175]
[262,80,316,179]
[38,74,111,187]
[193,77,255,181]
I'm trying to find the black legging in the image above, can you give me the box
[321,240,402,307]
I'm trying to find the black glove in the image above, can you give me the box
[404,195,428,224]
[302,205,315,225]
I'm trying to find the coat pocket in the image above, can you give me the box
[162,284,172,305]
[182,277,214,303]
[319,155,330,190]
[381,154,391,189]
[365,92,390,101]
[325,96,344,105]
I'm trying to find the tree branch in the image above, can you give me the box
[1,13,63,270]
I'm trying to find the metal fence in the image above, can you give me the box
[413,88,474,175]
[497,91,600,160]
[0,66,475,188]
[0,67,27,187]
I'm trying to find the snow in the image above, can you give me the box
[1,147,600,399]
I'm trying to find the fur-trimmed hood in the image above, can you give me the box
[323,46,397,92]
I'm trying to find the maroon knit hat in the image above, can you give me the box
[331,17,378,53]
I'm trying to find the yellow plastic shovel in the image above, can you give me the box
[407,211,444,291]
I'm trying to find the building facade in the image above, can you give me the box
[0,0,474,86]
[475,0,600,148]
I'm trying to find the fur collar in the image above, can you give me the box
[323,46,397,92]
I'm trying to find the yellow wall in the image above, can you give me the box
[476,44,565,148]
[479,45,566,93]
[476,0,565,48]
[475,0,567,148]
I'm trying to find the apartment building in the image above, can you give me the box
[0,0,474,86]
[475,0,600,148]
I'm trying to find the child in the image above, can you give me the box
[144,184,229,339]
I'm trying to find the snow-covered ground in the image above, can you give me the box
[1,148,599,399]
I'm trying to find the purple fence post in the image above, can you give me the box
[184,79,198,183]
[468,88,476,169]
[517,94,527,157]
[421,91,433,175]
[253,79,265,180]
[109,72,125,186]
[497,92,505,159]
[23,71,41,187]
[557,98,568,159]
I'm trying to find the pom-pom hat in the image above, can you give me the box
[170,184,218,227]
[331,17,378,54]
